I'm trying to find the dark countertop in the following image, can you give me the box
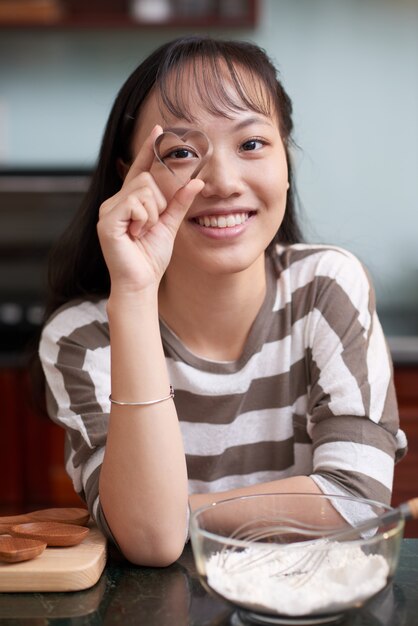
[0,540,417,625]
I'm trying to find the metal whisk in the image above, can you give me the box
[218,497,418,587]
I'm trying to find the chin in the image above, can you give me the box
[189,248,266,277]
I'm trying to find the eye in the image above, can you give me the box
[163,145,198,160]
[240,138,266,152]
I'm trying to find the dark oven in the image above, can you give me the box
[0,170,91,364]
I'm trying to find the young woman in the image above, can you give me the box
[38,36,406,566]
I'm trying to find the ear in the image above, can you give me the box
[116,157,130,181]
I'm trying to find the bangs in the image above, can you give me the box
[155,53,277,124]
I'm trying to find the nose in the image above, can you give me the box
[199,150,245,199]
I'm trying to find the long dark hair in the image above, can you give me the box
[44,35,303,321]
[30,36,304,411]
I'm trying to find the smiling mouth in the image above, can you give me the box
[192,212,255,228]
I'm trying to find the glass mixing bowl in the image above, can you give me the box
[189,493,404,625]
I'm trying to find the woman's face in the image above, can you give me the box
[130,74,289,277]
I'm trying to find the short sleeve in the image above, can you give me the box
[39,298,118,545]
[302,248,407,504]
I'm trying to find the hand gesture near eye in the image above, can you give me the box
[97,125,204,295]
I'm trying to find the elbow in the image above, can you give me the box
[99,486,189,566]
[112,515,187,566]
[119,529,186,567]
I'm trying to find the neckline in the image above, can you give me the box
[159,254,277,374]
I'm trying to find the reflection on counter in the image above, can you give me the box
[0,542,416,625]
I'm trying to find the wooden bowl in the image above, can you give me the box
[28,507,90,526]
[10,522,90,547]
[0,536,47,563]
[0,514,32,534]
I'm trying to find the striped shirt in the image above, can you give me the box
[39,244,407,542]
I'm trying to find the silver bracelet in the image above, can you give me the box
[109,386,175,407]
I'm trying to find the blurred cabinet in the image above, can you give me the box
[0,367,82,512]
[0,0,258,28]
[392,366,418,538]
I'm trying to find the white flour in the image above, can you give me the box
[206,541,389,616]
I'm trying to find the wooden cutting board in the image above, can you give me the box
[0,524,107,592]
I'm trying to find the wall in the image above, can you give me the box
[0,0,417,311]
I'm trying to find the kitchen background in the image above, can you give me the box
[1,0,418,311]
[0,0,417,534]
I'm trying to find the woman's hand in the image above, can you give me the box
[97,125,204,295]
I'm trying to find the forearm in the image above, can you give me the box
[189,476,345,528]
[189,476,317,510]
[99,288,188,565]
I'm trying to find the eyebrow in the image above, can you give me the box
[232,116,273,130]
[163,126,194,135]
[164,116,272,135]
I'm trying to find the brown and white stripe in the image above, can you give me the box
[39,244,407,542]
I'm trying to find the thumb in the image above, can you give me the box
[160,179,205,236]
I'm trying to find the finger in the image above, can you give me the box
[161,179,205,236]
[135,193,161,234]
[99,193,147,234]
[100,171,167,219]
[124,124,163,186]
[99,184,161,236]
[124,172,167,215]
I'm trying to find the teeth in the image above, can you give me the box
[196,213,250,228]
